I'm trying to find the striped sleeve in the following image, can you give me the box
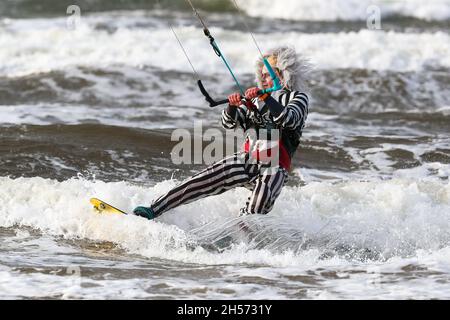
[221,105,247,130]
[272,91,309,130]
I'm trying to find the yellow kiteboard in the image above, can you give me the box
[90,198,128,215]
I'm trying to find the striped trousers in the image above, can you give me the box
[151,153,287,217]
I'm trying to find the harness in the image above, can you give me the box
[246,91,302,159]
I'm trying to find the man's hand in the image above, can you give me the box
[228,93,242,107]
[245,87,260,100]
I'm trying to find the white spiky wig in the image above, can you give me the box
[255,46,311,91]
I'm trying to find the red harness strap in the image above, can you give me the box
[243,139,291,171]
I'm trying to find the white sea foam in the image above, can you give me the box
[0,103,203,129]
[0,265,154,299]
[239,0,450,22]
[1,16,450,77]
[1,176,449,299]
[0,176,449,267]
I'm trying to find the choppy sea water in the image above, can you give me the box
[0,0,449,299]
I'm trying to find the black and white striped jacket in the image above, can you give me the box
[221,89,309,158]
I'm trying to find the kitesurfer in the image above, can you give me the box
[133,46,310,219]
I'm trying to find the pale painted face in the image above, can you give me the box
[261,65,283,89]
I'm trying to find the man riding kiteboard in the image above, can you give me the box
[133,46,310,219]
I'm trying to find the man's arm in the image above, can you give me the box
[265,91,309,130]
[221,104,247,130]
